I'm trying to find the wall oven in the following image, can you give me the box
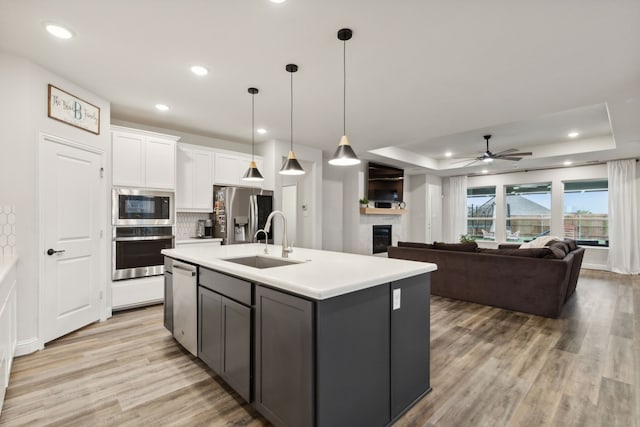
[112,226,174,280]
[112,187,174,226]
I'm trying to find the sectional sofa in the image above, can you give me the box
[387,239,584,318]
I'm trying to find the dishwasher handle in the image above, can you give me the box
[173,262,196,276]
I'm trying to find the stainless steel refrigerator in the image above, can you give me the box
[213,186,274,245]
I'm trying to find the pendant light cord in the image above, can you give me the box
[290,70,294,152]
[343,38,346,136]
[251,93,255,161]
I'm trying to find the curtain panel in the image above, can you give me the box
[448,175,467,243]
[607,159,640,274]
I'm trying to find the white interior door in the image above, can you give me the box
[40,134,103,343]
[427,184,443,242]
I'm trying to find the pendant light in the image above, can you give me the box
[280,64,305,175]
[242,87,265,182]
[329,28,360,166]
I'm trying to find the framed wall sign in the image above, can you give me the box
[48,84,101,135]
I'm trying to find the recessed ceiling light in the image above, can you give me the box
[481,169,488,174]
[45,23,73,39]
[444,151,452,157]
[155,104,169,111]
[564,160,573,166]
[269,0,286,3]
[257,128,267,134]
[568,131,580,138]
[190,65,208,76]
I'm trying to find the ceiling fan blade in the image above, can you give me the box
[502,151,532,157]
[493,148,518,156]
[449,157,478,164]
[496,156,523,161]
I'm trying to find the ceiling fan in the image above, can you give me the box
[453,134,533,166]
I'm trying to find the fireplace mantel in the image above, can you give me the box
[360,207,406,215]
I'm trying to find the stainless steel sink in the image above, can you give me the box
[222,255,304,269]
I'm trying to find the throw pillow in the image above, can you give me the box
[562,238,578,251]
[546,241,569,258]
[519,235,562,249]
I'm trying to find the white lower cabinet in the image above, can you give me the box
[0,259,17,413]
[111,276,164,310]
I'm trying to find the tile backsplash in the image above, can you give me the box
[0,205,16,257]
[176,212,212,240]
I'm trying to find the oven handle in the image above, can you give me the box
[114,236,175,242]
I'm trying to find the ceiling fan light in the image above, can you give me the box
[483,157,493,163]
[329,135,361,166]
[280,151,305,175]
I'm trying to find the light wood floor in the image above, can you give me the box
[0,270,637,426]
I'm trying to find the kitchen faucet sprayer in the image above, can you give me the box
[254,229,269,254]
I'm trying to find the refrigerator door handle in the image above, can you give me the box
[249,195,257,242]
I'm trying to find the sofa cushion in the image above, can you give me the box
[398,241,435,249]
[478,248,554,258]
[433,241,478,252]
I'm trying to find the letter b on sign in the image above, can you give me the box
[73,101,83,120]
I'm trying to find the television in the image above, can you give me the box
[367,162,404,203]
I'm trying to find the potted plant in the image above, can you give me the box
[359,197,369,208]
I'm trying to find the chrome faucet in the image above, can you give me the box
[263,210,293,258]
[254,229,268,254]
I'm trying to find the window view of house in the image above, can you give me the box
[563,179,608,246]
[467,186,496,240]
[505,183,551,241]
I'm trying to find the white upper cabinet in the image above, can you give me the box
[214,152,264,188]
[112,132,144,187]
[176,144,214,212]
[111,126,179,190]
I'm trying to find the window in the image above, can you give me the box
[467,186,496,240]
[563,180,608,246]
[505,183,551,242]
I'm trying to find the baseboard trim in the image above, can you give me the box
[582,263,609,271]
[15,337,43,357]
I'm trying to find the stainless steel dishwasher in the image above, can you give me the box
[172,261,197,356]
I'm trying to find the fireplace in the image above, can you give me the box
[372,225,392,254]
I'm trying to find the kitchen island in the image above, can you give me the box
[162,244,437,427]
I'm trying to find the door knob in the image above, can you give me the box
[47,248,66,256]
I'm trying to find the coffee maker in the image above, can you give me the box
[196,219,214,238]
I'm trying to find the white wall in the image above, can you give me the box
[0,53,111,355]
[406,174,443,243]
[322,165,344,252]
[445,164,611,270]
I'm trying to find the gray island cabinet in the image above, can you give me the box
[162,244,435,427]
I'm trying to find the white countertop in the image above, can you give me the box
[0,256,18,284]
[175,237,223,245]
[162,244,437,300]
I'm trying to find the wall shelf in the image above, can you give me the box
[360,207,407,215]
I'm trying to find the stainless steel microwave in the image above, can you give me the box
[112,188,174,226]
